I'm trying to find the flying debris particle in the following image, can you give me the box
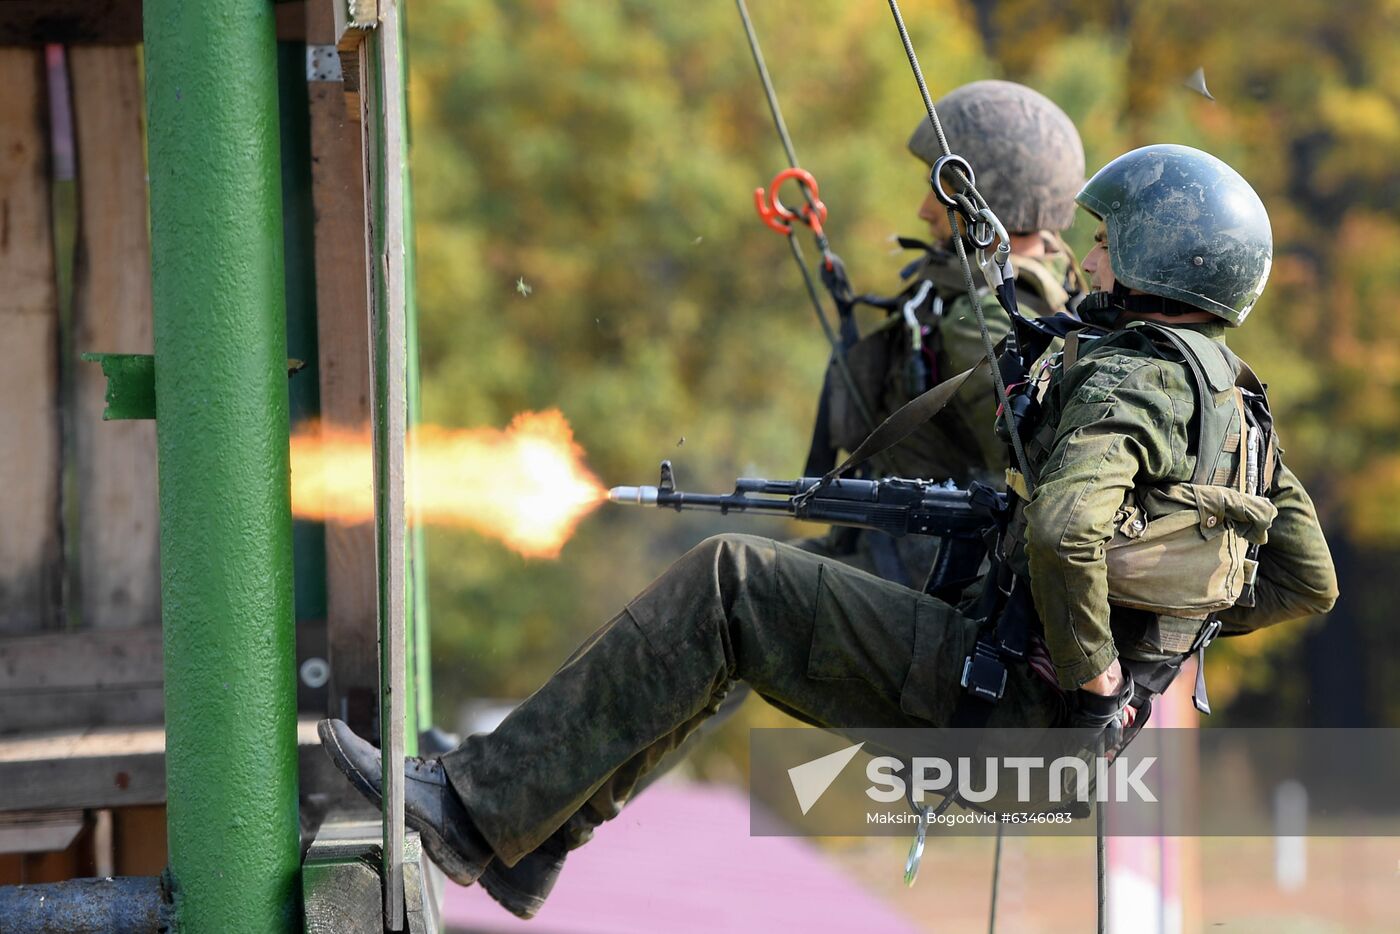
[516,276,533,297]
[1183,67,1215,101]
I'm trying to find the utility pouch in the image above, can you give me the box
[1105,482,1276,617]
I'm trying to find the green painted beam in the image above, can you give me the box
[78,353,310,424]
[79,353,155,421]
[143,1,300,931]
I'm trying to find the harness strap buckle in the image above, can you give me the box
[960,641,1008,703]
[1190,618,1223,654]
[1190,619,1223,715]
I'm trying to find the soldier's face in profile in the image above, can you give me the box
[918,188,953,241]
[1082,221,1118,293]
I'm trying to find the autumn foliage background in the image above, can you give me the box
[405,0,1400,736]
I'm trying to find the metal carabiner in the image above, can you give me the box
[973,207,1015,290]
[968,218,998,251]
[904,792,958,886]
[904,804,932,886]
[928,153,976,210]
[754,167,828,237]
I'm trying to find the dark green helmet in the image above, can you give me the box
[1076,144,1272,326]
[908,80,1084,233]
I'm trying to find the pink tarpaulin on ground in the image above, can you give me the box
[442,781,922,934]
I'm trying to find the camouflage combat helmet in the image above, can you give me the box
[908,80,1084,233]
[1076,144,1273,326]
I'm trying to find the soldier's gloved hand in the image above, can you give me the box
[1059,667,1137,815]
[1068,664,1137,766]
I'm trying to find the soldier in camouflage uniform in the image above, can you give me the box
[321,145,1338,918]
[802,80,1086,587]
[446,80,1090,919]
[445,80,1092,919]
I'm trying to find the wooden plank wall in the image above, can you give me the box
[0,4,378,734]
[0,45,162,731]
[0,627,163,731]
[308,1,382,733]
[0,49,63,635]
[69,46,159,632]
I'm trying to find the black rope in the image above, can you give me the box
[1096,793,1107,934]
[988,822,1003,934]
[881,0,1037,495]
[785,233,894,475]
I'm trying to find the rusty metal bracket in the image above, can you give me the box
[81,352,156,421]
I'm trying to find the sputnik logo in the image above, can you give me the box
[787,742,865,815]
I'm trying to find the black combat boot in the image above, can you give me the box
[478,831,568,919]
[318,719,496,886]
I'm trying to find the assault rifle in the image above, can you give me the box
[609,461,1006,596]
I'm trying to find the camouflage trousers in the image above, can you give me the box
[440,533,1061,864]
[792,526,941,589]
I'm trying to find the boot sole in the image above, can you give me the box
[478,864,547,920]
[317,720,486,887]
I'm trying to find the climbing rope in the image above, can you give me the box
[877,4,1115,932]
[733,0,894,476]
[988,822,1004,933]
[735,0,829,240]
[880,0,1038,496]
[733,5,1109,927]
[1097,791,1108,934]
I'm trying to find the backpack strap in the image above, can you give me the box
[1134,323,1237,486]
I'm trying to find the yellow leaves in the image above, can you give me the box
[1315,85,1400,191]
[1319,86,1400,143]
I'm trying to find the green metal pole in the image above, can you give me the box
[398,0,435,737]
[143,2,300,931]
[397,0,428,750]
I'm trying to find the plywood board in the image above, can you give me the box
[69,45,160,631]
[368,6,411,922]
[0,49,62,634]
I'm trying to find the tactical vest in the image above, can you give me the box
[1006,322,1279,663]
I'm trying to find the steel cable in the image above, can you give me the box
[882,0,1038,495]
[988,822,1004,933]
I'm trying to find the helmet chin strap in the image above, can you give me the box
[1078,281,1201,327]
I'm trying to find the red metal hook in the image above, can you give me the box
[754,167,828,238]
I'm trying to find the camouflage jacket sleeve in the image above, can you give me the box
[1022,355,1191,689]
[1216,457,1339,634]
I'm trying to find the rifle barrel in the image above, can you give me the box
[608,475,1000,540]
[607,485,794,516]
